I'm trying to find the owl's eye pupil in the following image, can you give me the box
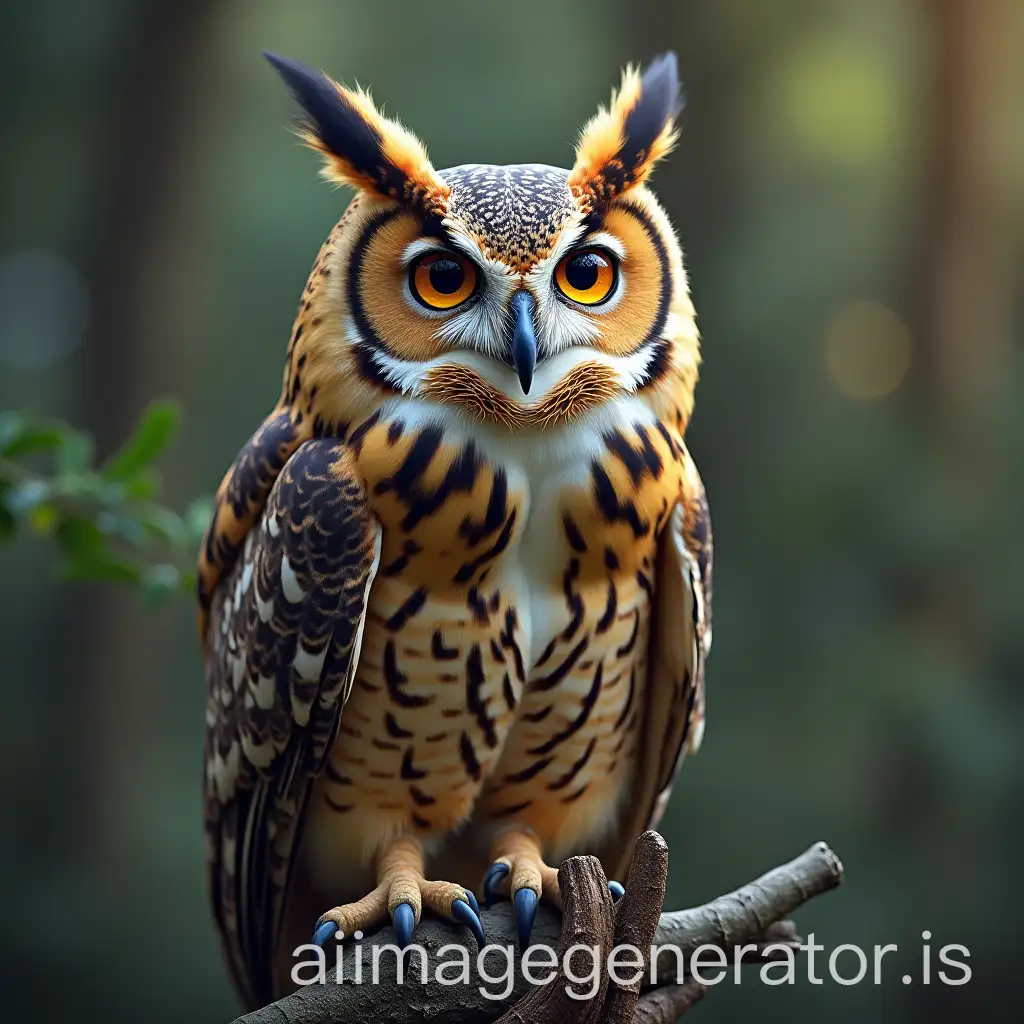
[554,248,617,306]
[411,252,477,310]
[428,259,464,295]
[564,253,602,292]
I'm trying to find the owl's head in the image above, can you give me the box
[266,52,700,435]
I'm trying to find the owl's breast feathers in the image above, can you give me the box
[299,410,684,852]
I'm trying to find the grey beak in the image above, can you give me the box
[509,290,537,395]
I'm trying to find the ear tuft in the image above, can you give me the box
[569,52,683,213]
[263,51,448,215]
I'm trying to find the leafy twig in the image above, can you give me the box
[0,400,211,603]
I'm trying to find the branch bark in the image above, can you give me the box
[233,834,843,1023]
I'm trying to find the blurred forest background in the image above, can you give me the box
[0,0,1021,1021]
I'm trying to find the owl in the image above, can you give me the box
[199,50,713,1010]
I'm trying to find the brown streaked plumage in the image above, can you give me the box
[443,163,579,270]
[529,361,623,429]
[421,363,525,430]
[200,49,713,1011]
[421,360,623,431]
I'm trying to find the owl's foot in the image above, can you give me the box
[483,828,559,949]
[483,827,625,948]
[312,835,484,950]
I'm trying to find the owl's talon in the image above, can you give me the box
[513,887,538,949]
[483,862,510,905]
[451,898,486,947]
[392,902,416,949]
[312,919,338,946]
[609,880,625,902]
[463,888,481,916]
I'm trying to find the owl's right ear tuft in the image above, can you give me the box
[263,52,449,215]
[569,52,683,213]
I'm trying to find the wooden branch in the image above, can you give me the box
[492,853,615,1024]
[632,981,709,1023]
[603,829,669,1022]
[649,840,843,979]
[232,835,843,1024]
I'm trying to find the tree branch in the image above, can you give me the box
[233,834,843,1023]
[632,981,709,1024]
[649,840,843,979]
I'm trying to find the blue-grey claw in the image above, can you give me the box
[393,902,416,948]
[483,862,510,905]
[609,880,625,902]
[513,887,538,949]
[451,898,485,947]
[464,888,481,916]
[312,918,338,946]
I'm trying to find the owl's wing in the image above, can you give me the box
[605,451,713,878]
[203,438,380,1010]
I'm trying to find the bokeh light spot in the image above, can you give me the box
[774,36,898,168]
[824,300,912,400]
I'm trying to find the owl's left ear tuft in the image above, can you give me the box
[263,52,449,215]
[569,52,683,213]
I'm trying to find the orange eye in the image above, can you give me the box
[554,247,617,305]
[410,252,478,310]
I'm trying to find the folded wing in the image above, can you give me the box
[602,451,712,878]
[202,439,380,1008]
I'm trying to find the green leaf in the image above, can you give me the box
[58,548,143,586]
[184,495,214,543]
[1,420,67,459]
[134,503,187,546]
[102,400,181,481]
[56,430,96,476]
[122,467,161,500]
[141,564,181,606]
[96,510,149,546]
[55,516,103,557]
